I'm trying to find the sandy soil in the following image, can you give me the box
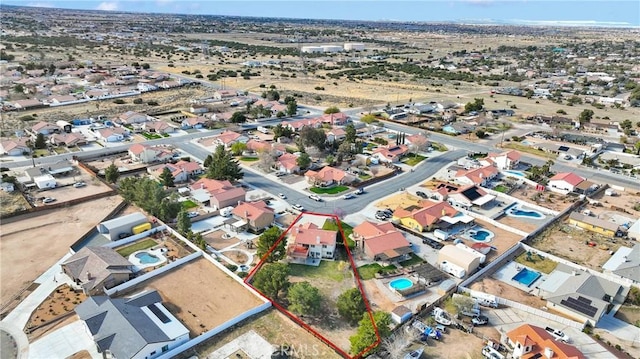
[427,327,486,359]
[179,309,342,359]
[470,277,547,309]
[129,257,263,336]
[203,229,243,250]
[508,186,575,213]
[588,190,640,220]
[375,192,421,211]
[0,195,124,310]
[472,220,523,256]
[26,284,86,339]
[0,191,31,215]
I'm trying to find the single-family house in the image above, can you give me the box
[24,162,75,181]
[117,111,148,125]
[181,116,209,129]
[284,118,323,132]
[128,144,173,163]
[245,139,272,154]
[214,89,238,100]
[148,161,201,183]
[277,153,300,174]
[49,94,77,105]
[287,222,337,265]
[602,244,640,285]
[392,200,473,233]
[447,185,496,209]
[548,172,585,194]
[189,178,246,209]
[352,221,413,262]
[75,290,190,359]
[568,212,620,238]
[305,166,353,186]
[438,245,480,277]
[96,127,128,142]
[454,165,499,187]
[326,128,346,143]
[31,121,61,135]
[49,132,87,147]
[405,133,430,149]
[231,201,275,232]
[143,121,176,134]
[13,99,43,109]
[372,145,409,163]
[320,112,349,125]
[212,131,248,149]
[628,219,640,241]
[61,246,134,295]
[505,324,585,359]
[480,150,521,170]
[538,264,625,326]
[212,111,234,122]
[0,137,31,156]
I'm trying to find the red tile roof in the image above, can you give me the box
[549,172,585,187]
[305,166,347,183]
[393,200,458,227]
[290,222,337,247]
[506,324,585,359]
[364,231,411,257]
[455,165,498,185]
[232,201,274,220]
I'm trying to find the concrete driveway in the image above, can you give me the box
[29,320,101,359]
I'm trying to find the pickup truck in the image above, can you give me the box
[545,327,570,343]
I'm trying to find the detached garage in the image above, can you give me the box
[33,174,56,189]
[437,245,481,277]
[391,305,412,324]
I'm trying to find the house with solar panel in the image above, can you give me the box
[536,263,627,326]
[75,290,189,359]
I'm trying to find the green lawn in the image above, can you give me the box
[402,154,427,166]
[141,132,163,140]
[514,251,558,274]
[399,253,425,267]
[116,238,157,257]
[357,263,397,280]
[182,200,198,209]
[322,219,354,248]
[431,142,448,152]
[310,186,349,194]
[240,157,259,162]
[289,260,350,282]
[358,173,372,180]
[52,147,68,154]
[494,184,509,193]
[33,149,49,157]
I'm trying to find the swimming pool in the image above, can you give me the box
[135,251,160,264]
[389,278,414,291]
[507,205,544,219]
[469,229,495,242]
[504,170,525,177]
[512,268,541,287]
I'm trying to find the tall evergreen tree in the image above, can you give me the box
[159,167,175,187]
[205,145,243,181]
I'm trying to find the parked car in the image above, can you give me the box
[42,197,56,204]
[73,181,86,188]
[278,193,287,199]
[545,326,570,343]
[275,172,286,177]
[187,211,198,218]
[382,208,393,217]
[343,193,355,199]
[292,204,305,211]
[375,212,388,221]
[309,194,322,202]
[416,191,428,198]
[355,187,365,195]
[471,315,489,326]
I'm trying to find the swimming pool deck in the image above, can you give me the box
[128,248,168,271]
[492,261,548,294]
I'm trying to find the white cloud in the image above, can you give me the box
[27,2,54,7]
[96,2,118,11]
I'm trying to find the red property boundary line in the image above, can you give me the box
[244,212,381,359]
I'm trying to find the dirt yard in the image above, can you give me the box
[508,185,574,213]
[203,229,243,250]
[25,284,86,339]
[471,220,523,256]
[470,277,547,309]
[427,326,486,359]
[0,195,124,310]
[0,191,31,215]
[375,192,421,210]
[587,190,640,221]
[528,223,627,271]
[129,257,264,336]
[179,309,343,359]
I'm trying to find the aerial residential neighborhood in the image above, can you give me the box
[0,2,639,359]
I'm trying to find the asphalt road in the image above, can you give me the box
[179,139,465,214]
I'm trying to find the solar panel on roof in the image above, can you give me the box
[462,187,482,201]
[558,145,570,151]
[577,296,592,304]
[560,297,598,317]
[148,303,171,323]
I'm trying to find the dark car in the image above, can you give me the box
[416,191,428,198]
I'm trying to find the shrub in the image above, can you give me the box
[133,98,143,104]
[113,99,125,104]
[147,100,159,106]
[225,264,238,272]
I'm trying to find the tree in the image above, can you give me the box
[288,281,322,316]
[256,226,285,262]
[578,109,594,123]
[324,106,340,114]
[258,149,276,172]
[272,123,293,140]
[475,129,488,139]
[13,84,25,94]
[449,295,476,316]
[360,114,377,124]
[464,98,484,113]
[297,152,311,169]
[556,109,567,114]
[409,134,429,154]
[176,209,191,236]
[262,89,280,101]
[105,163,120,183]
[230,111,247,124]
[159,167,175,187]
[251,262,289,301]
[349,311,391,355]
[205,145,243,181]
[231,142,247,156]
[338,140,354,158]
[620,119,633,131]
[345,123,357,143]
[118,177,181,222]
[325,154,335,166]
[299,126,326,149]
[34,133,46,149]
[337,288,367,325]
[203,154,213,168]
[286,100,298,116]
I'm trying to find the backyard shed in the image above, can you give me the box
[438,245,481,276]
[97,212,148,241]
[391,305,412,324]
[33,174,56,189]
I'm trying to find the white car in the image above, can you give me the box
[343,193,355,199]
[187,211,198,218]
[73,182,86,188]
[308,194,322,202]
[292,204,305,212]
[42,197,56,204]
[278,193,287,199]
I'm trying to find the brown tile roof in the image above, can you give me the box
[506,324,585,359]
[291,222,337,247]
[393,200,458,227]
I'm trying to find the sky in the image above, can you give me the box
[5,0,640,27]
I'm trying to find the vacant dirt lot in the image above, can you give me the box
[0,195,124,310]
[508,186,574,213]
[129,257,264,336]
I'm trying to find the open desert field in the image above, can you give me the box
[0,195,124,310]
[127,257,264,336]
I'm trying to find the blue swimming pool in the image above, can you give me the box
[512,268,541,287]
[470,229,494,242]
[509,208,544,218]
[135,252,160,264]
[504,170,525,177]
[389,278,414,291]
